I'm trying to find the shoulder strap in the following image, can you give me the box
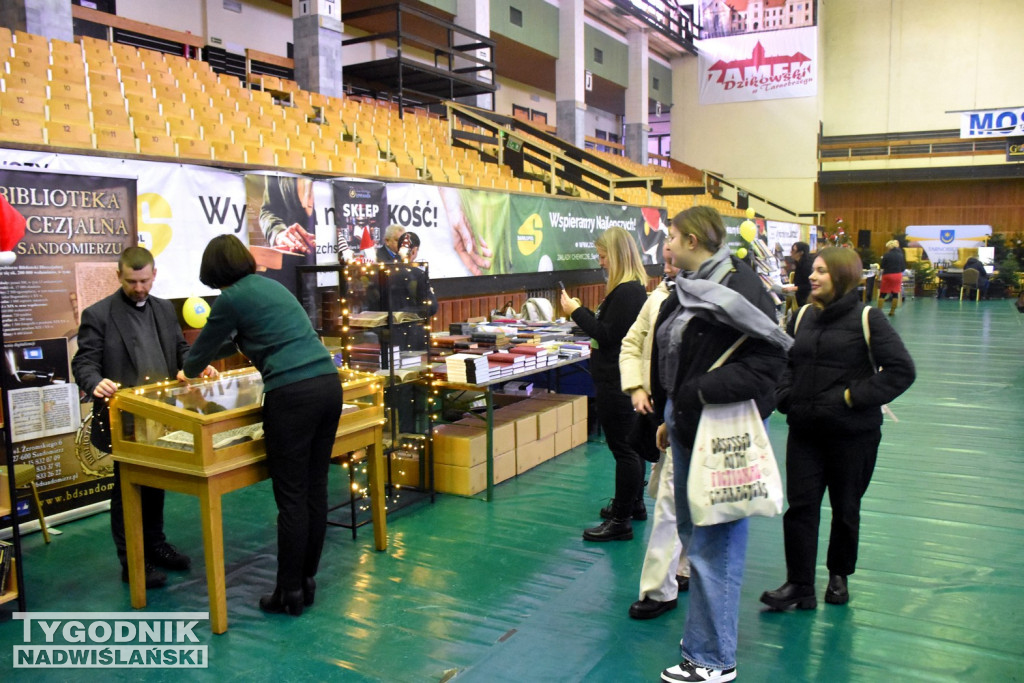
[862,305,877,372]
[708,334,748,372]
[794,304,812,334]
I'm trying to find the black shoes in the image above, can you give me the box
[259,587,305,616]
[121,563,167,589]
[677,575,690,592]
[760,582,817,610]
[302,577,316,607]
[599,499,647,521]
[629,597,677,620]
[147,542,191,571]
[825,574,849,604]
[582,518,633,542]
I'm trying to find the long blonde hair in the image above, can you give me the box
[595,226,647,295]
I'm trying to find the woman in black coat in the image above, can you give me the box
[560,226,648,542]
[762,247,916,611]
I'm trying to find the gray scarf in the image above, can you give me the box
[657,247,792,396]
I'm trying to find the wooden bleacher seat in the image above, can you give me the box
[0,112,46,144]
[221,109,249,128]
[88,86,127,107]
[94,126,137,154]
[191,100,220,122]
[275,147,305,170]
[47,79,88,102]
[244,144,275,166]
[304,152,331,172]
[232,125,262,146]
[121,77,154,99]
[166,116,202,139]
[0,90,46,118]
[46,96,91,124]
[91,102,131,130]
[200,120,233,144]
[136,131,176,157]
[87,69,121,90]
[210,140,245,164]
[45,120,94,149]
[152,81,183,103]
[160,98,191,120]
[176,136,212,160]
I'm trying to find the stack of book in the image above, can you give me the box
[348,310,389,327]
[509,344,549,368]
[470,330,510,350]
[0,540,14,593]
[349,343,402,371]
[557,342,591,359]
[445,353,491,383]
[486,351,526,377]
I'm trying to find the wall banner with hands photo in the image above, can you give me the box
[333,179,385,262]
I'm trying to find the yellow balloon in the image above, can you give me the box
[745,207,756,219]
[739,220,757,243]
[183,296,211,328]
[736,247,748,260]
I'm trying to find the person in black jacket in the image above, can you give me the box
[791,241,813,306]
[652,207,790,683]
[560,226,649,542]
[878,240,906,316]
[761,247,915,612]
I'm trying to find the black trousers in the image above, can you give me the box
[110,460,167,566]
[783,427,881,585]
[262,373,343,591]
[595,382,643,519]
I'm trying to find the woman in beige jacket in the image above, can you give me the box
[619,242,689,620]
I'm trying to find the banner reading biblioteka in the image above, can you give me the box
[698,26,818,105]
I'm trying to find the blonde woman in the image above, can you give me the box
[561,226,649,541]
[878,239,906,316]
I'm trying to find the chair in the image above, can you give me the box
[45,120,94,149]
[94,125,138,154]
[960,267,981,302]
[11,464,52,543]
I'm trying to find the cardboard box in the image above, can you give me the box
[554,427,572,456]
[453,417,515,450]
[534,434,555,463]
[530,392,588,424]
[493,408,537,445]
[571,420,588,448]
[435,462,486,495]
[494,449,515,484]
[389,450,421,488]
[432,423,487,467]
[516,441,540,474]
[502,400,555,438]
[435,450,515,495]
[493,392,529,407]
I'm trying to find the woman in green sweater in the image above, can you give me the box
[183,234,341,617]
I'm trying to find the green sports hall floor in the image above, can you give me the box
[1,296,1022,682]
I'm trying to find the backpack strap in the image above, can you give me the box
[793,304,812,334]
[861,305,899,422]
[708,334,748,372]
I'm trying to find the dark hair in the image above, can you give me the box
[671,206,725,253]
[119,246,154,272]
[816,247,863,301]
[398,232,420,249]
[792,241,810,256]
[199,234,256,289]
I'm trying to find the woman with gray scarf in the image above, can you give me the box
[651,207,790,683]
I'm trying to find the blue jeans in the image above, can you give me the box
[667,398,749,671]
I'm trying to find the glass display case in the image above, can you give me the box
[298,262,436,510]
[109,367,384,477]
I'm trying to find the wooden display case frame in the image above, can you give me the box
[110,368,385,634]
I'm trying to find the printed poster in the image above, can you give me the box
[698,26,818,104]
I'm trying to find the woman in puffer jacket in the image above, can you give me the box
[761,247,915,611]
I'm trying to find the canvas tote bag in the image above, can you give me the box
[687,336,784,526]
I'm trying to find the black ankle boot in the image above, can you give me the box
[582,518,633,542]
[302,577,316,607]
[259,587,304,616]
[759,582,817,610]
[825,574,849,605]
[599,499,647,521]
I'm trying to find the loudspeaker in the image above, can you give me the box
[858,230,871,249]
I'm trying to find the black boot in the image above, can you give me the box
[259,587,304,616]
[582,518,633,542]
[302,577,316,607]
[825,574,849,605]
[599,498,647,521]
[760,582,817,610]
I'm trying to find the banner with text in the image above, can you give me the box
[698,26,817,104]
[905,225,992,264]
[0,168,136,518]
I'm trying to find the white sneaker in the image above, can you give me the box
[661,659,737,683]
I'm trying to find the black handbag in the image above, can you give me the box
[629,410,662,463]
